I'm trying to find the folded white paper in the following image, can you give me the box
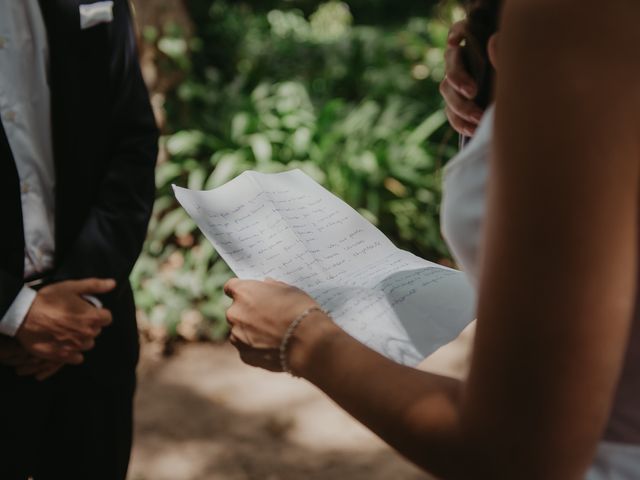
[173,169,475,366]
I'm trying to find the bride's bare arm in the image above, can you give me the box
[225,2,640,478]
[465,1,640,477]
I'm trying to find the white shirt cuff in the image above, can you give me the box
[0,286,37,337]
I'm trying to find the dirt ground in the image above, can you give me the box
[127,324,475,480]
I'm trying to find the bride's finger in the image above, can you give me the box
[230,324,252,346]
[223,278,240,298]
[225,303,243,327]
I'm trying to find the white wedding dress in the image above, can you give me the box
[441,106,640,479]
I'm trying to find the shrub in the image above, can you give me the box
[132,0,464,341]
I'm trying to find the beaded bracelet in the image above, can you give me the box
[279,306,325,376]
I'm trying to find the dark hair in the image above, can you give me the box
[461,0,502,109]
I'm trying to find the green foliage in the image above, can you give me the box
[131,0,463,341]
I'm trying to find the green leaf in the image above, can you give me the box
[187,168,207,190]
[158,37,188,59]
[166,130,205,157]
[406,110,447,146]
[231,112,251,142]
[206,153,242,188]
[153,209,188,243]
[155,163,183,189]
[250,134,272,164]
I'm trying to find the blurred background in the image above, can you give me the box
[127,1,469,479]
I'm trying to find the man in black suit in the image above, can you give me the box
[0,1,158,478]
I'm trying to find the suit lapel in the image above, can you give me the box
[0,119,26,272]
[37,0,112,261]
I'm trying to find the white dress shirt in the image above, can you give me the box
[0,0,56,336]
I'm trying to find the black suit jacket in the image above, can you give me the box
[0,0,158,369]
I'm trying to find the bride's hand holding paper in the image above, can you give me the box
[223,277,333,373]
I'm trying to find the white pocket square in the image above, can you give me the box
[79,1,114,30]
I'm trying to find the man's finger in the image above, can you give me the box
[36,364,63,382]
[68,324,102,340]
[91,308,113,328]
[63,351,84,365]
[54,328,96,351]
[66,309,111,333]
[67,278,116,295]
[76,338,95,352]
[34,342,84,365]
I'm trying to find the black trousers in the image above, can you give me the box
[0,365,136,479]
[0,288,139,480]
